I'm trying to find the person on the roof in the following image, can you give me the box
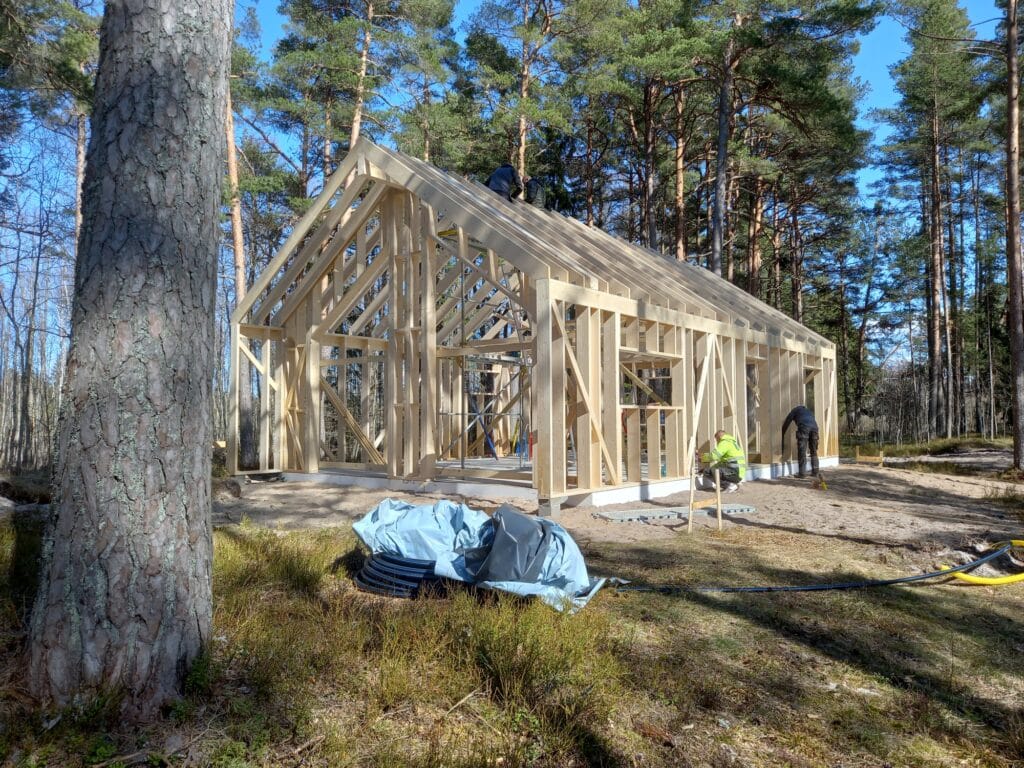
[485,164,523,201]
[524,176,546,208]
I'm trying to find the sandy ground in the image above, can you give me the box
[883,447,1014,473]
[213,461,1023,551]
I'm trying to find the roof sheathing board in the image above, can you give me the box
[367,143,701,317]
[352,140,833,350]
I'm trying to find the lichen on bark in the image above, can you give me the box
[27,0,232,721]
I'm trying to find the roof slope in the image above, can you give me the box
[357,141,831,349]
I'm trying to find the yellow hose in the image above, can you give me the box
[946,540,1024,585]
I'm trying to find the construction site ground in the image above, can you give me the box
[4,454,1023,767]
[215,461,1022,552]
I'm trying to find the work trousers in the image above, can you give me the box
[797,427,819,476]
[702,465,741,487]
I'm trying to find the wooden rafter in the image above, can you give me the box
[229,139,839,495]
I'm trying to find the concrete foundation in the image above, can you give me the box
[284,456,840,508]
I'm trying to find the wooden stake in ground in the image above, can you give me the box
[714,468,723,531]
[28,0,232,720]
[687,460,697,534]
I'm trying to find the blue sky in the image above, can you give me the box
[248,0,1003,197]
[854,0,1000,192]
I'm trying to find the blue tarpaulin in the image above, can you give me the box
[352,498,605,611]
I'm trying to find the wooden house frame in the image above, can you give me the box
[228,139,839,505]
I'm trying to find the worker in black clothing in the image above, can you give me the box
[781,404,819,478]
[485,164,523,201]
[524,177,546,208]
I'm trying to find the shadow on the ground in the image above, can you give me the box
[589,537,1023,757]
[641,465,1019,548]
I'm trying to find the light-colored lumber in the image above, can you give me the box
[320,375,385,464]
[714,468,723,532]
[232,149,361,323]
[230,139,840,501]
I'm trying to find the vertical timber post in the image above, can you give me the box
[228,322,240,474]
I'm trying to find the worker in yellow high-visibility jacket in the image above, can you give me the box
[698,429,747,492]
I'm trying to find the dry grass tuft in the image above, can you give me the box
[2,520,1023,766]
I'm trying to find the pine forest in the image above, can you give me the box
[2,0,1023,471]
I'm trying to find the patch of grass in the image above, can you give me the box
[4,519,1023,767]
[891,459,978,477]
[843,435,1012,459]
[986,487,1024,522]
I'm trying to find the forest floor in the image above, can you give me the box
[1,454,1023,767]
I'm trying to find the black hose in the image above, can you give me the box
[614,543,1014,594]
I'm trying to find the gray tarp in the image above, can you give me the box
[352,498,605,611]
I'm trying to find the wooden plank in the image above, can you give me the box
[275,338,287,471]
[621,365,668,405]
[232,149,361,323]
[314,243,390,339]
[239,341,265,377]
[318,334,388,352]
[228,323,241,474]
[383,193,401,477]
[664,325,685,478]
[239,323,285,340]
[647,405,661,480]
[359,142,556,280]
[533,279,555,497]
[304,332,321,474]
[420,203,439,478]
[320,461,386,471]
[768,347,785,464]
[320,375,385,464]
[685,337,714,468]
[260,338,271,471]
[552,304,620,486]
[430,232,526,311]
[575,306,601,488]
[601,311,623,486]
[258,177,380,325]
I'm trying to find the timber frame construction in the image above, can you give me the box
[228,139,839,503]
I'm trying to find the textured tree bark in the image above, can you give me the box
[790,207,803,323]
[643,82,658,250]
[75,111,87,258]
[746,177,763,296]
[351,0,373,149]
[710,25,737,277]
[674,90,687,261]
[928,105,946,439]
[1005,0,1024,469]
[226,93,257,470]
[28,0,231,720]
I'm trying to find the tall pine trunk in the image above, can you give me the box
[29,0,231,720]
[226,92,256,469]
[746,177,763,296]
[674,90,687,260]
[1005,0,1024,468]
[928,106,946,439]
[351,0,373,149]
[710,30,735,276]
